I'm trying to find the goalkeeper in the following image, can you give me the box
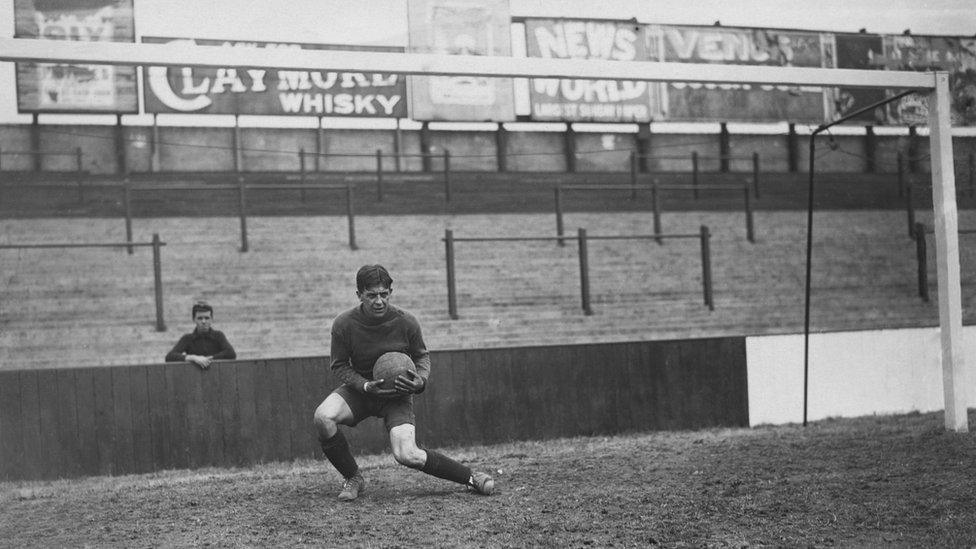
[313,264,495,501]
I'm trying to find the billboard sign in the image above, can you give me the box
[655,25,829,123]
[14,0,137,113]
[524,18,657,123]
[141,37,407,117]
[832,33,888,123]
[406,0,515,121]
[880,35,976,126]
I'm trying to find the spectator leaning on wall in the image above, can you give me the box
[165,301,236,369]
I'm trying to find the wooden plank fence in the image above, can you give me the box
[0,338,748,481]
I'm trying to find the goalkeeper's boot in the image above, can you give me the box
[469,471,495,495]
[338,474,365,501]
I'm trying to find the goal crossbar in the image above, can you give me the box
[0,38,934,89]
[0,37,967,433]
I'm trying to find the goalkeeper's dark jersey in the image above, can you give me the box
[329,304,431,390]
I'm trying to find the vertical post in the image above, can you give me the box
[75,146,84,202]
[719,122,730,173]
[152,233,166,332]
[969,152,974,198]
[445,229,458,320]
[700,225,713,311]
[114,113,126,175]
[916,222,929,302]
[555,186,565,247]
[495,123,508,172]
[691,151,700,199]
[150,113,160,173]
[651,179,661,244]
[123,176,133,255]
[564,123,576,173]
[346,182,357,250]
[907,124,919,173]
[299,148,307,203]
[927,72,967,432]
[577,228,592,316]
[0,144,3,171]
[629,150,637,199]
[233,115,242,173]
[31,113,41,172]
[420,122,431,172]
[376,149,384,201]
[751,151,760,199]
[443,149,451,202]
[864,125,876,173]
[787,122,798,173]
[316,118,324,172]
[906,182,916,238]
[744,184,755,243]
[394,122,402,172]
[897,151,905,197]
[238,175,248,252]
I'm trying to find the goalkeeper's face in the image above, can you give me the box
[358,284,392,319]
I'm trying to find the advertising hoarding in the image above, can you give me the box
[880,35,976,126]
[655,25,829,123]
[141,37,407,117]
[14,0,137,113]
[406,0,515,121]
[524,18,657,123]
[832,33,888,123]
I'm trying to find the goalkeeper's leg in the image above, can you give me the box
[389,423,494,495]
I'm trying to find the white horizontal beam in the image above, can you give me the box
[0,38,935,90]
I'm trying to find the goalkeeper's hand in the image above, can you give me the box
[394,369,425,395]
[363,379,398,397]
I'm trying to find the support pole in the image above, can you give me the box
[916,222,929,302]
[238,175,248,252]
[578,228,592,316]
[123,175,133,255]
[692,151,700,199]
[906,182,916,238]
[751,151,761,199]
[897,151,905,197]
[152,233,166,332]
[75,146,84,202]
[443,149,451,202]
[927,72,967,432]
[700,225,713,311]
[744,183,755,243]
[719,122,730,173]
[969,152,974,198]
[629,150,638,197]
[555,186,565,247]
[346,182,357,250]
[864,125,876,173]
[445,229,457,320]
[376,149,384,201]
[651,179,661,244]
[299,148,307,203]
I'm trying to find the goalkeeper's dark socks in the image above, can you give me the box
[320,431,359,479]
[420,449,472,485]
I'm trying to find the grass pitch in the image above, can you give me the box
[2,410,975,547]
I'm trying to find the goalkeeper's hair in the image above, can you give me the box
[356,264,393,292]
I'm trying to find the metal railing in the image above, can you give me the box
[0,234,167,331]
[443,226,714,319]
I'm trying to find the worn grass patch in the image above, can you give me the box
[2,410,974,547]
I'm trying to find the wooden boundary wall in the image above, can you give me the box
[0,337,747,482]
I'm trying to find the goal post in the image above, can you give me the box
[0,37,966,432]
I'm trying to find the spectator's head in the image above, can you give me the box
[356,264,393,293]
[191,301,214,332]
[356,265,393,319]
